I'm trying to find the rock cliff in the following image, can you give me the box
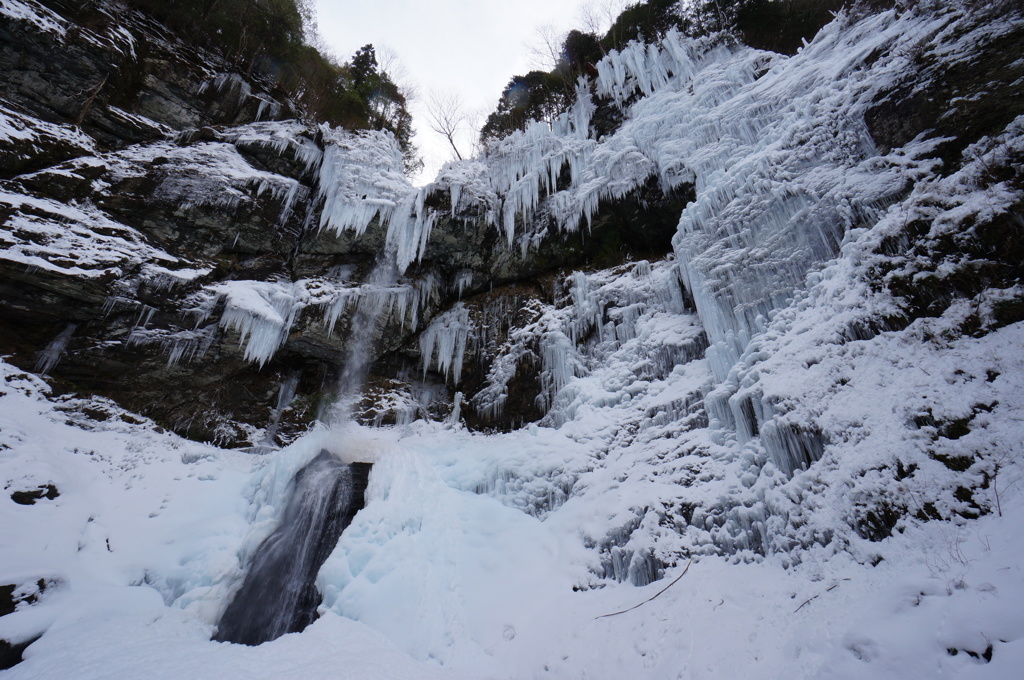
[1,0,689,446]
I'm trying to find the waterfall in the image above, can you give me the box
[214,451,371,645]
[215,131,423,645]
[335,258,400,407]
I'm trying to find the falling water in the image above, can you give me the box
[330,254,405,424]
[214,451,371,645]
[250,373,301,454]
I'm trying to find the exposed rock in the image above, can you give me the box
[865,16,1024,170]
[9,484,60,505]
[0,578,49,669]
[0,636,40,671]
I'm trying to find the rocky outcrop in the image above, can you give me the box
[864,10,1024,171]
[0,1,690,446]
[0,0,293,151]
[0,578,50,670]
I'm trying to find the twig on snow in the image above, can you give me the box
[794,580,848,613]
[595,558,693,620]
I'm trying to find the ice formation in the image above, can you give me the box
[33,323,77,374]
[4,2,1024,677]
[419,304,472,385]
[207,281,307,367]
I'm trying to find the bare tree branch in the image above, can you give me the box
[595,559,693,619]
[464,106,487,158]
[579,0,628,39]
[426,90,467,161]
[376,45,418,102]
[526,24,566,71]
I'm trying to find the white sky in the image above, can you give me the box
[313,0,604,185]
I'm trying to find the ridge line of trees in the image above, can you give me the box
[479,0,856,144]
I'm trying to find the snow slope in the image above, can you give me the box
[2,352,1023,678]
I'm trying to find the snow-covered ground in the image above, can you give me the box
[2,352,1023,679]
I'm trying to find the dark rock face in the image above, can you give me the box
[0,2,320,445]
[865,18,1024,171]
[0,1,292,151]
[0,637,40,671]
[0,578,50,670]
[9,484,60,505]
[0,584,17,618]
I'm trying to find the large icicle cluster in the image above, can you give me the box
[418,303,472,385]
[316,128,437,272]
[207,280,308,367]
[408,5,1024,576]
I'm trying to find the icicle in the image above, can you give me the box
[211,281,308,367]
[447,391,463,428]
[256,373,300,451]
[453,270,473,298]
[419,304,472,385]
[35,324,77,374]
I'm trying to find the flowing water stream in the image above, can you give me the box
[214,452,371,645]
[215,244,403,644]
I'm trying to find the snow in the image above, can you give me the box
[2,356,1023,678]
[0,0,67,36]
[3,2,1024,679]
[0,103,94,151]
[0,188,179,278]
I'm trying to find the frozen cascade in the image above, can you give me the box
[214,451,371,646]
[419,303,472,385]
[445,11,945,374]
[198,10,995,587]
[34,323,76,374]
[316,128,436,273]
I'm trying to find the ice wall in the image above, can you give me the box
[463,11,944,372]
[430,9,970,476]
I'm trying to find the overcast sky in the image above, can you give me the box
[313,0,612,184]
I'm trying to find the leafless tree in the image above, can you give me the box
[465,105,488,158]
[376,45,419,102]
[580,0,634,53]
[526,24,566,71]
[578,0,628,39]
[426,90,468,161]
